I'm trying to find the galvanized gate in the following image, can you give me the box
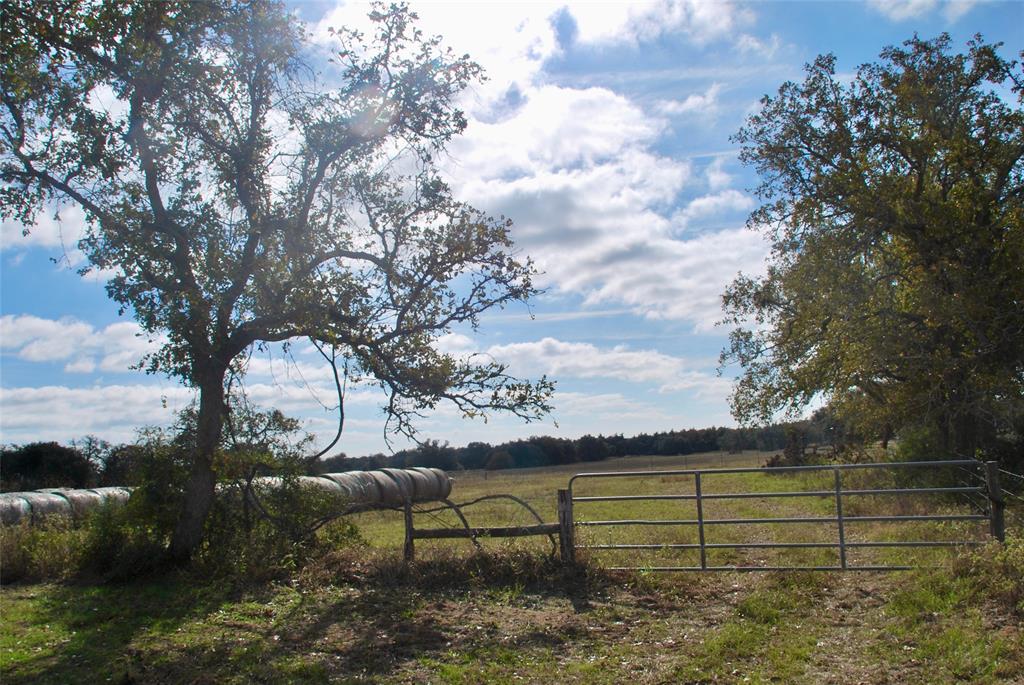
[560,460,1006,572]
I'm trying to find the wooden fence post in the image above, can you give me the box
[403,498,415,561]
[984,461,1005,543]
[557,488,575,565]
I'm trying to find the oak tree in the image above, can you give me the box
[721,35,1023,461]
[1,1,553,558]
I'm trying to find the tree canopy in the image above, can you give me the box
[721,34,1024,461]
[1,0,553,557]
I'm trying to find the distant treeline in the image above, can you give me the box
[2,416,845,492]
[312,422,823,473]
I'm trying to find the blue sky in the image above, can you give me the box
[1,0,1021,456]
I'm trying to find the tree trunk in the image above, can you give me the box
[168,366,227,562]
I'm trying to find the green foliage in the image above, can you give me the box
[0,442,96,491]
[954,534,1024,615]
[0,518,90,584]
[723,34,1024,461]
[2,0,553,557]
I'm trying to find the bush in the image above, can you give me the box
[0,517,89,584]
[953,534,1024,615]
[0,442,96,491]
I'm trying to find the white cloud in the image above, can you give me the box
[674,189,755,230]
[705,157,733,191]
[657,83,723,116]
[490,337,684,385]
[942,0,978,21]
[567,0,752,46]
[867,0,977,21]
[0,315,161,373]
[450,84,667,178]
[1,204,90,264]
[553,391,671,421]
[310,2,561,107]
[0,384,194,444]
[736,33,781,58]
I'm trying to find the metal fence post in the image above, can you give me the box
[984,461,1006,543]
[557,488,576,564]
[695,473,707,570]
[834,469,847,569]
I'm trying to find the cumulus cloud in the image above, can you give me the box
[657,83,723,116]
[310,2,561,108]
[867,0,977,21]
[673,189,756,231]
[704,157,734,191]
[567,0,752,46]
[443,336,728,400]
[0,384,194,444]
[0,204,90,264]
[450,84,668,177]
[0,315,161,373]
[553,391,672,421]
[736,33,781,58]
[490,337,685,385]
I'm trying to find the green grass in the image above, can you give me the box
[2,450,1022,683]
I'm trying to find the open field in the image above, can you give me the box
[2,451,1022,684]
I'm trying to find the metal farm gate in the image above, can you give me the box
[558,460,1007,572]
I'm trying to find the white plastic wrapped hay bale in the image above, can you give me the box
[19,492,74,521]
[341,472,385,507]
[0,494,32,525]
[86,487,132,506]
[297,475,342,493]
[406,467,452,501]
[367,471,405,507]
[381,468,416,502]
[320,473,371,506]
[38,488,105,517]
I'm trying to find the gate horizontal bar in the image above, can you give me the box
[568,459,984,492]
[605,565,915,572]
[582,540,983,550]
[846,540,985,547]
[577,519,699,526]
[583,542,838,550]
[572,485,985,503]
[842,486,985,496]
[577,513,988,527]
[412,523,560,539]
[702,485,985,499]
[844,514,987,523]
[573,494,698,502]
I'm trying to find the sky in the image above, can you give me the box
[1,0,1022,456]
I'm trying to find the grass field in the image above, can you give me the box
[2,451,1022,684]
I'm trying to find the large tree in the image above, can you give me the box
[1,0,552,558]
[721,35,1023,461]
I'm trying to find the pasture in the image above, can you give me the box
[2,451,1022,683]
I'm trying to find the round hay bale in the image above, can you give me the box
[20,492,73,520]
[367,471,404,507]
[381,468,415,502]
[0,494,32,525]
[346,472,385,506]
[405,468,435,501]
[298,475,345,494]
[320,473,369,505]
[407,467,452,501]
[40,488,104,517]
[87,487,132,505]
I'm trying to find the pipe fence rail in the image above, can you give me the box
[559,460,1006,572]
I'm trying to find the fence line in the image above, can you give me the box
[565,460,1004,572]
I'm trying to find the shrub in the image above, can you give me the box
[0,442,96,491]
[953,534,1024,615]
